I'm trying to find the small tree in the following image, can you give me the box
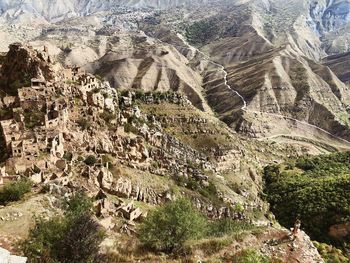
[139,198,206,253]
[21,192,104,262]
[58,213,104,263]
[0,178,32,205]
[64,191,93,218]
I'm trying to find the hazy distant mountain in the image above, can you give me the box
[0,0,222,22]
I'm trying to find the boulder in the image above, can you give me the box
[55,159,67,170]
[98,167,113,189]
[99,216,115,230]
[30,173,42,184]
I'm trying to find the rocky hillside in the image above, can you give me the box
[0,44,328,262]
[1,1,350,141]
[1,0,350,261]
[0,43,54,95]
[323,51,350,84]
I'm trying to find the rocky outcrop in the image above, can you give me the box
[0,43,54,95]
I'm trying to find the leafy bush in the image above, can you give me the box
[263,152,350,248]
[63,151,73,161]
[314,241,350,263]
[84,155,97,166]
[207,219,254,238]
[64,191,93,218]
[0,178,32,205]
[295,157,316,171]
[57,213,104,263]
[0,108,12,120]
[21,192,104,262]
[231,249,272,263]
[100,111,116,123]
[139,198,206,253]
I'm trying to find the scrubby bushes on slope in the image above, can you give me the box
[0,178,32,205]
[139,198,258,254]
[139,198,207,253]
[263,152,350,250]
[21,192,105,263]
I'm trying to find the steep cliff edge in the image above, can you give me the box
[0,43,54,95]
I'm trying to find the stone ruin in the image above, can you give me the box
[0,247,27,263]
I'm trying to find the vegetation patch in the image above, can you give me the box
[314,241,350,263]
[23,109,45,129]
[124,123,139,134]
[21,192,105,262]
[139,198,206,253]
[185,19,220,45]
[84,155,98,166]
[139,198,257,255]
[229,249,280,263]
[263,152,350,252]
[0,178,32,205]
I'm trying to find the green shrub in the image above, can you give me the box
[0,108,12,120]
[21,192,104,262]
[64,191,93,218]
[207,219,254,238]
[57,213,105,263]
[100,111,116,123]
[84,155,97,166]
[231,249,271,263]
[63,151,73,161]
[23,110,45,129]
[198,181,219,202]
[139,198,206,253]
[0,178,32,205]
[314,241,350,263]
[295,157,316,171]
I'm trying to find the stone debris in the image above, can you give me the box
[0,211,23,222]
[95,196,145,223]
[0,247,27,263]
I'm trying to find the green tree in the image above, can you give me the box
[0,178,32,205]
[57,213,104,263]
[21,192,104,262]
[139,198,206,253]
[263,151,350,251]
[64,191,93,218]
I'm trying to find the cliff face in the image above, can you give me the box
[0,43,54,94]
